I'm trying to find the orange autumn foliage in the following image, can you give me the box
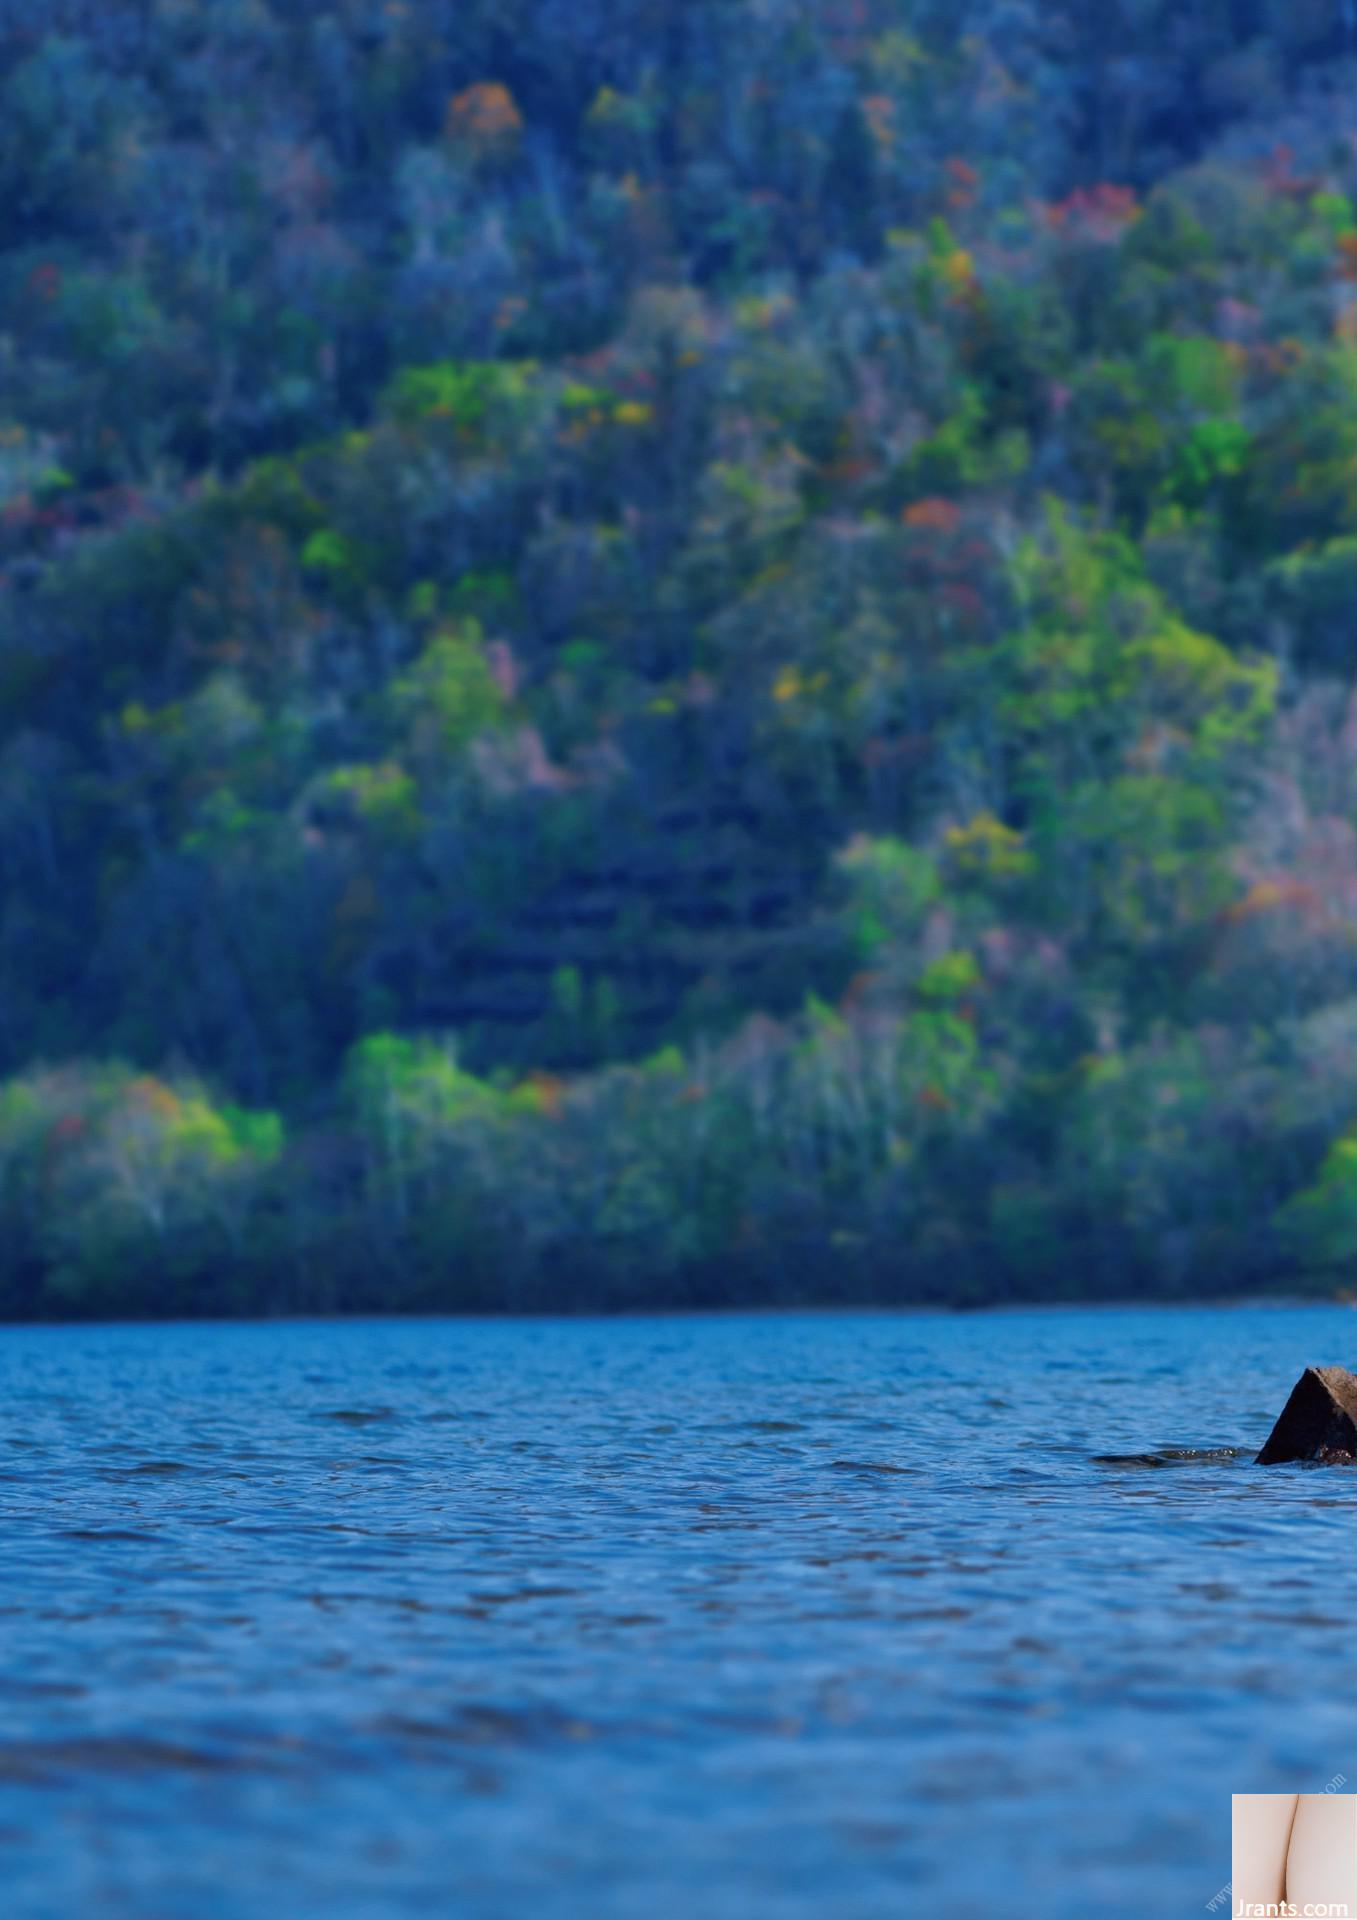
[903,496,962,533]
[1220,877,1324,926]
[446,82,524,161]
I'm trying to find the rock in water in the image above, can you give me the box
[1256,1365,1357,1464]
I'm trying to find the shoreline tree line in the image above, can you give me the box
[5,2,1357,1312]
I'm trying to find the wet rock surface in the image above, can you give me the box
[1256,1365,1357,1464]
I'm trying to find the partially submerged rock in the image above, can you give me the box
[1256,1365,1357,1464]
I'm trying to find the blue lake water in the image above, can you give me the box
[0,1304,1349,1917]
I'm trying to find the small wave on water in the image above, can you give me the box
[1092,1446,1251,1466]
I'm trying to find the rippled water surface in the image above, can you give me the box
[0,1305,1351,1917]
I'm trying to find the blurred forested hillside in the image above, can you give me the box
[7,0,1357,1313]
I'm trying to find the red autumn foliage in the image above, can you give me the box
[1043,183,1139,242]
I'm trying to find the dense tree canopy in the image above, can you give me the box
[5,0,1357,1312]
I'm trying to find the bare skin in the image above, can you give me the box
[1233,1793,1357,1914]
[1233,1794,1297,1913]
[1287,1794,1357,1910]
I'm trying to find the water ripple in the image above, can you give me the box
[0,1306,1347,1919]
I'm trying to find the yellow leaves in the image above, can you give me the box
[869,28,924,86]
[176,1097,240,1164]
[560,396,654,442]
[385,359,540,434]
[583,85,652,160]
[944,811,1035,882]
[932,247,975,307]
[1005,512,1274,763]
[922,220,979,304]
[586,86,628,128]
[348,1034,512,1143]
[121,1076,252,1168]
[915,950,982,1002]
[320,762,418,832]
[1130,619,1277,751]
[0,1067,282,1271]
[938,247,978,301]
[772,665,829,704]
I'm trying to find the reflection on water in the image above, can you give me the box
[0,1305,1347,1918]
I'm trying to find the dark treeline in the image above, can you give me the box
[6,1,1357,1314]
